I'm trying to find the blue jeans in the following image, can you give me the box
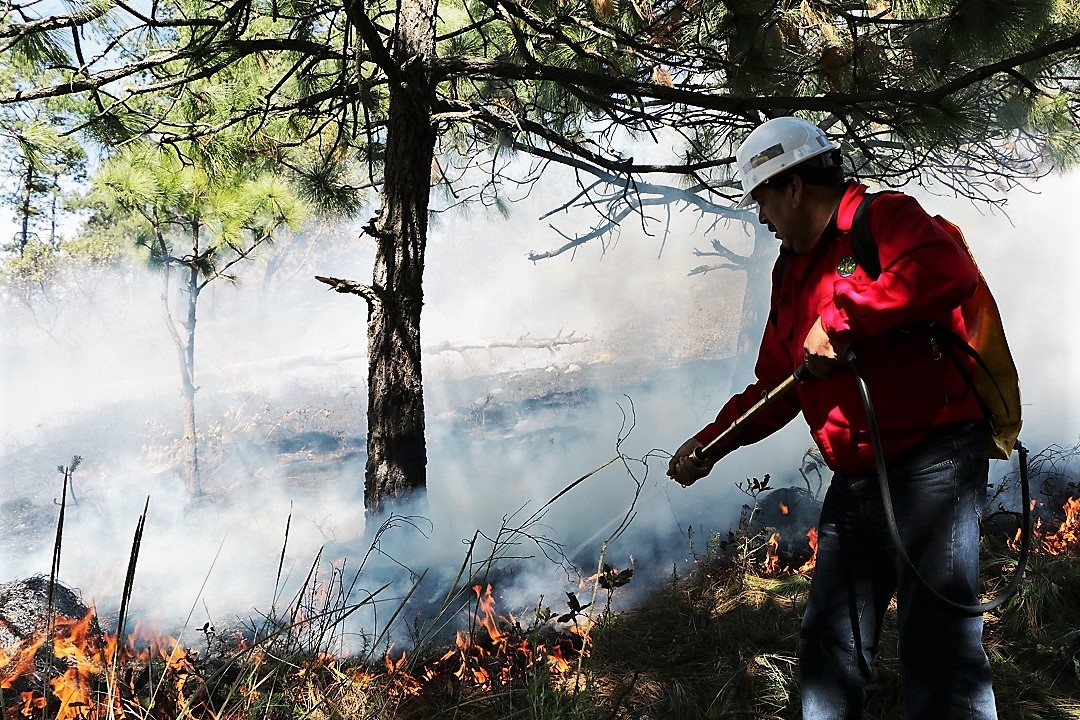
[799,421,997,719]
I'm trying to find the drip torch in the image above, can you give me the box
[689,363,813,465]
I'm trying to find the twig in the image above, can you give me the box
[109,496,149,718]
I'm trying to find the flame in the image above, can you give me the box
[3,583,594,715]
[48,612,107,720]
[0,632,47,690]
[0,611,113,720]
[1008,496,1080,556]
[18,691,47,717]
[797,527,819,574]
[381,647,423,698]
[375,583,590,698]
[779,502,790,515]
[1,607,209,720]
[760,526,819,576]
[473,583,506,646]
[762,532,782,574]
[1042,496,1080,556]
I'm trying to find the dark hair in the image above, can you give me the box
[766,149,846,190]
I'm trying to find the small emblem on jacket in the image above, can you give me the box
[837,256,858,277]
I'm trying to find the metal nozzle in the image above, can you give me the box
[691,364,812,464]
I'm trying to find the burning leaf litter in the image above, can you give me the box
[0,580,594,720]
[3,491,1078,719]
[1009,495,1080,556]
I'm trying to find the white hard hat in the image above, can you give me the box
[735,117,840,208]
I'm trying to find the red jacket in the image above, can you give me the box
[694,182,986,474]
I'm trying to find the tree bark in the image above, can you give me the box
[363,0,438,516]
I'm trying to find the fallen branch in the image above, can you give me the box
[426,333,590,355]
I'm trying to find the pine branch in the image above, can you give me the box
[0,4,115,40]
[927,31,1080,103]
[341,0,405,87]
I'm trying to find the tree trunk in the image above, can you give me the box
[158,228,203,498]
[49,174,59,248]
[363,0,438,516]
[730,224,779,391]
[18,163,33,255]
[180,264,201,497]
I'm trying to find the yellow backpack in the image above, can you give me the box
[852,193,1022,460]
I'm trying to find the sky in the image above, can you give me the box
[0,166,1077,654]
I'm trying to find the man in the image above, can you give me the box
[667,116,997,719]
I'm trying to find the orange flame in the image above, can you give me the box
[762,532,782,574]
[797,527,819,574]
[0,633,47,691]
[374,582,590,698]
[0,607,210,720]
[779,502,790,515]
[760,527,819,576]
[1008,496,1080,556]
[3,583,595,714]
[473,584,506,645]
[1042,496,1080,556]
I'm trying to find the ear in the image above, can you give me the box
[787,174,805,207]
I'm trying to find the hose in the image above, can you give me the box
[848,351,1031,616]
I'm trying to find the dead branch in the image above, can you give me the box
[314,275,381,307]
[687,262,741,276]
[425,334,590,354]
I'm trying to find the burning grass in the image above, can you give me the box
[4,446,1080,719]
[4,534,1080,719]
[0,578,601,720]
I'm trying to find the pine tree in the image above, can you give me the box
[94,131,309,495]
[3,0,1080,512]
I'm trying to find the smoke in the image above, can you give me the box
[0,169,1076,652]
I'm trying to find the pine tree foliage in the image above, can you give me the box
[0,61,88,255]
[81,67,312,494]
[3,0,1078,209]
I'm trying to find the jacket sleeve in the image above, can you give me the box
[693,268,801,461]
[820,193,979,343]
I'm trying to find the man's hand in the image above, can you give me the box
[667,438,713,487]
[803,316,849,378]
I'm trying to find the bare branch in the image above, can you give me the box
[315,274,382,308]
[425,334,590,354]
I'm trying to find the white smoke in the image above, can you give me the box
[0,167,1076,650]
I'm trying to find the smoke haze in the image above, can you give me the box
[1,169,1076,650]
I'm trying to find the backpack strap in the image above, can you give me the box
[850,191,882,279]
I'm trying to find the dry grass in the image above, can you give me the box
[582,519,1080,720]
[4,445,1080,720]
[590,565,807,719]
[4,529,1080,720]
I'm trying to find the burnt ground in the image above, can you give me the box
[0,265,745,552]
[0,339,736,574]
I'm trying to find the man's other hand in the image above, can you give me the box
[803,316,850,378]
[668,438,713,487]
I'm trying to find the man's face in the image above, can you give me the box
[751,177,815,254]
